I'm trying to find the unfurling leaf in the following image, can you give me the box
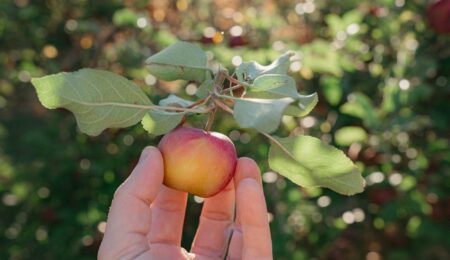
[146,41,210,82]
[268,135,365,195]
[236,51,295,82]
[245,74,318,117]
[233,97,293,133]
[283,93,318,117]
[249,74,299,98]
[31,69,151,136]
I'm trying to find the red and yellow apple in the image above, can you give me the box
[158,127,237,197]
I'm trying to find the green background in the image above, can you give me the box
[1,0,449,259]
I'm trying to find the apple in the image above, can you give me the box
[427,0,450,34]
[158,127,238,197]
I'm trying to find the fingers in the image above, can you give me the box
[99,147,164,259]
[148,185,188,246]
[227,158,272,260]
[190,181,235,258]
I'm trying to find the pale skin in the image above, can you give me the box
[98,146,273,260]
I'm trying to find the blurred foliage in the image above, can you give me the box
[1,0,450,259]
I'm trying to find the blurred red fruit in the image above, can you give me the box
[427,0,450,34]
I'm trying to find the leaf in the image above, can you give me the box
[31,68,151,136]
[268,135,365,195]
[236,51,295,82]
[246,74,318,117]
[141,111,183,136]
[233,97,293,133]
[113,8,139,27]
[196,72,214,98]
[249,74,299,98]
[146,41,209,82]
[320,76,342,106]
[340,93,377,128]
[334,126,368,146]
[159,94,193,107]
[141,94,193,136]
[282,93,318,117]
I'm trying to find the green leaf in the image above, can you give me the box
[159,94,193,107]
[340,93,377,128]
[245,74,318,117]
[335,126,368,146]
[249,74,299,98]
[233,97,293,133]
[196,72,214,98]
[112,8,139,27]
[282,93,318,117]
[31,68,151,136]
[268,135,365,195]
[146,41,209,82]
[236,51,294,82]
[141,111,183,136]
[141,94,193,136]
[320,76,342,106]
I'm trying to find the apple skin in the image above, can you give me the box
[427,0,450,34]
[158,127,238,197]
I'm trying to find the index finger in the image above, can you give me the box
[233,158,272,259]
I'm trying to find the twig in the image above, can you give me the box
[205,107,217,131]
[221,84,245,94]
[187,95,210,108]
[214,99,234,114]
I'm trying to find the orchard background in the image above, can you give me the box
[1,0,449,259]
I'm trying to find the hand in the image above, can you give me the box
[98,146,272,260]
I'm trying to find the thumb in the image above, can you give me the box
[99,146,164,258]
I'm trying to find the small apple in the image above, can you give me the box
[158,127,238,197]
[427,0,450,34]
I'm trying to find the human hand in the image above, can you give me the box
[98,146,272,260]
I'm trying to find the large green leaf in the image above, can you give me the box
[31,69,151,136]
[146,41,210,82]
[268,135,365,195]
[141,94,193,136]
[233,97,293,133]
[235,51,294,82]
